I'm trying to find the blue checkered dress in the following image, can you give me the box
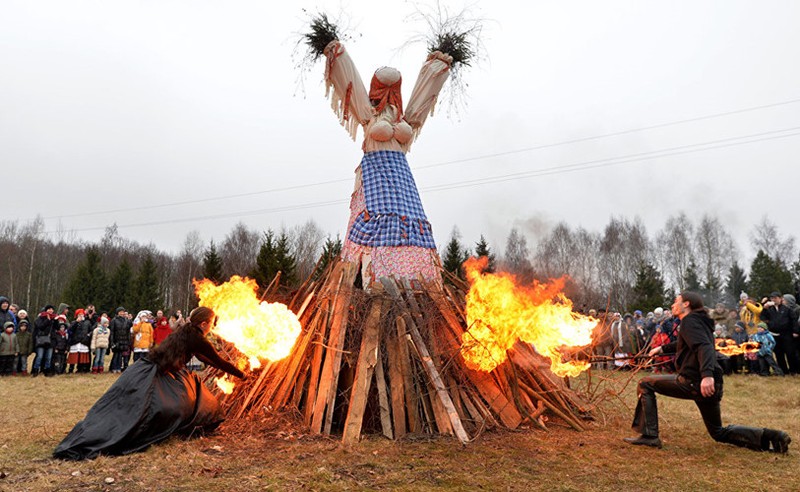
[347,150,436,248]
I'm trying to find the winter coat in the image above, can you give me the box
[132,322,154,350]
[0,331,19,355]
[109,315,131,350]
[33,313,56,348]
[91,326,111,350]
[731,330,749,346]
[739,302,762,336]
[69,319,93,347]
[752,330,776,358]
[16,329,33,355]
[660,310,720,382]
[650,332,671,348]
[0,296,14,329]
[153,318,172,346]
[52,330,70,352]
[761,304,799,337]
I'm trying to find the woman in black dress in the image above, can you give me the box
[54,307,246,460]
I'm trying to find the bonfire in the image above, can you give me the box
[193,257,597,445]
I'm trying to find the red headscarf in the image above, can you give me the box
[369,70,403,122]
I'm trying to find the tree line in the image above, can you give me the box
[1,213,798,316]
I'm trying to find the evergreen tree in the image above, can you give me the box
[130,253,163,314]
[725,262,748,304]
[630,262,667,313]
[474,235,496,273]
[749,250,793,298]
[683,260,702,292]
[202,240,224,283]
[314,235,343,279]
[250,230,297,289]
[107,259,134,312]
[62,246,108,311]
[441,228,470,280]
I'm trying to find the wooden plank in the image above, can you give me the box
[310,264,353,433]
[304,322,326,425]
[395,317,420,433]
[374,340,394,439]
[381,278,469,444]
[342,299,383,445]
[386,325,407,438]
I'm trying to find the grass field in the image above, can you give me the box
[1,370,798,491]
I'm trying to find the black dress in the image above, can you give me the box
[54,325,244,460]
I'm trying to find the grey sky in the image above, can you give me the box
[2,0,799,265]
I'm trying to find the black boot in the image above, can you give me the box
[31,368,40,377]
[763,429,791,453]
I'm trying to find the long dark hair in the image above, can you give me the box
[150,307,214,373]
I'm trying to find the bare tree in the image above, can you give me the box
[598,216,650,311]
[502,227,534,282]
[655,212,695,292]
[220,222,261,279]
[694,214,738,299]
[750,216,796,265]
[175,230,204,312]
[288,219,327,281]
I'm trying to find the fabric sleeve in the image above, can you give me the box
[190,334,245,379]
[323,40,372,140]
[660,341,677,354]
[403,51,452,135]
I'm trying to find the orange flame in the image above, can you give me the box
[194,276,302,394]
[461,257,595,377]
[715,339,759,357]
[215,374,235,394]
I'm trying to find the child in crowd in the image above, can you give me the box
[52,322,70,374]
[729,321,749,374]
[91,317,110,374]
[153,314,172,347]
[131,311,154,363]
[15,319,33,375]
[0,321,19,376]
[752,322,783,376]
[649,325,671,373]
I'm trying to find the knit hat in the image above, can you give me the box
[74,308,85,317]
[734,321,745,329]
[769,291,782,298]
[3,321,14,329]
[19,319,29,327]
[634,310,642,316]
[757,322,768,330]
[18,309,27,318]
[654,307,664,316]
[42,304,55,312]
[115,307,126,315]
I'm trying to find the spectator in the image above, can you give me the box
[0,321,19,376]
[52,321,70,374]
[90,317,111,374]
[15,319,33,375]
[760,291,799,375]
[16,309,29,332]
[592,309,614,370]
[153,314,173,347]
[752,322,783,377]
[0,296,14,331]
[132,310,154,363]
[109,307,132,373]
[32,305,56,377]
[67,309,93,374]
[729,322,749,374]
[650,325,671,373]
[739,294,763,337]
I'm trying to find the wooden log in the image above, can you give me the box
[395,317,420,433]
[311,263,357,434]
[374,340,394,439]
[342,299,383,445]
[260,271,282,302]
[381,278,469,444]
[386,323,407,438]
[235,361,273,420]
[303,322,326,425]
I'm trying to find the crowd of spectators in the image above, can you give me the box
[589,291,800,376]
[0,296,188,377]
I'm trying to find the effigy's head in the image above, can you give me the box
[369,67,403,115]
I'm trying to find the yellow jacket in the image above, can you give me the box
[739,301,762,336]
[132,322,154,350]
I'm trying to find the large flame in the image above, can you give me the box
[193,276,302,393]
[461,257,596,377]
[715,339,759,357]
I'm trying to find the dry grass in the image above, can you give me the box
[1,370,798,491]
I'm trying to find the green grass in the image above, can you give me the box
[1,371,798,491]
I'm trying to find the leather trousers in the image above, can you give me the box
[632,374,765,450]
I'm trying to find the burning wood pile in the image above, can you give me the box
[196,258,597,444]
